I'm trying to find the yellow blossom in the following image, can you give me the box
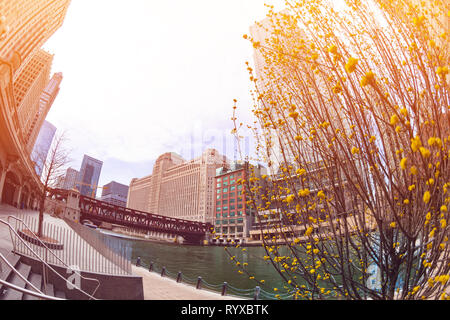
[423,191,431,204]
[345,56,358,73]
[390,114,399,126]
[419,147,431,158]
[400,157,407,170]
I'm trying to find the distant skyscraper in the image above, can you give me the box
[77,155,103,197]
[30,120,56,177]
[62,167,79,190]
[100,181,129,207]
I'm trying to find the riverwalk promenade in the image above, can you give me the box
[133,265,240,300]
[0,204,241,300]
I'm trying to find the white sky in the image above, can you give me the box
[43,0,286,188]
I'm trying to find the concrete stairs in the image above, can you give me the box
[0,250,66,300]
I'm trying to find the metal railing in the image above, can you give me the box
[135,258,298,300]
[64,218,132,275]
[0,278,62,300]
[0,217,99,300]
[0,251,48,299]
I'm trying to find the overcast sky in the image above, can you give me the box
[43,0,286,188]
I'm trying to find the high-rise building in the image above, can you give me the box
[62,167,79,190]
[212,162,266,244]
[77,155,103,197]
[12,49,53,147]
[0,0,71,209]
[127,175,152,212]
[0,0,71,77]
[30,120,56,177]
[26,72,63,151]
[127,149,228,223]
[100,181,129,207]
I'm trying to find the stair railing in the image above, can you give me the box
[7,215,101,299]
[0,251,44,296]
[0,218,99,300]
[0,278,63,300]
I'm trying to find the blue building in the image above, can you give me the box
[76,155,103,197]
[31,120,57,177]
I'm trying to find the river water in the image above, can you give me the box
[101,231,296,299]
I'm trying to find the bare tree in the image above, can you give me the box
[33,132,70,237]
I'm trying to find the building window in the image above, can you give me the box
[223,206,228,211]
[230,211,236,217]
[238,211,243,216]
[222,227,228,233]
[216,183,221,188]
[229,198,235,203]
[222,200,228,205]
[223,181,228,186]
[216,207,221,212]
[229,192,235,197]
[223,220,228,225]
[230,186,235,191]
[216,220,221,225]
[223,188,228,193]
[230,205,235,210]
[229,226,235,233]
[216,214,220,218]
[222,212,228,217]
[237,218,243,223]
[217,189,221,194]
[229,219,235,224]
[216,201,221,205]
[217,195,221,199]
[237,226,243,232]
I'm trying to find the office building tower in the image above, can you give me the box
[128,149,228,223]
[77,155,103,197]
[100,181,129,207]
[30,120,56,176]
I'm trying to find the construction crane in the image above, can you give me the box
[75,181,108,198]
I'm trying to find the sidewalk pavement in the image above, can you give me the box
[132,265,243,300]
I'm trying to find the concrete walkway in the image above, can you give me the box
[132,265,242,300]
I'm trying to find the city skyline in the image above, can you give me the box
[41,0,286,188]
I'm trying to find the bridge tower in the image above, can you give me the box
[63,189,81,222]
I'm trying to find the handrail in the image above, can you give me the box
[0,218,99,300]
[8,215,101,295]
[0,251,43,295]
[0,278,62,300]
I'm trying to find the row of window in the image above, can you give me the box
[216,197,243,205]
[216,204,244,211]
[215,226,244,234]
[216,185,243,193]
[215,218,244,225]
[216,191,243,200]
[216,211,244,218]
[216,173,241,183]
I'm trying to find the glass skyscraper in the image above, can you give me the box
[76,155,103,198]
[30,120,56,177]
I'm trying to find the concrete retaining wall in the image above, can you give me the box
[18,254,144,300]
